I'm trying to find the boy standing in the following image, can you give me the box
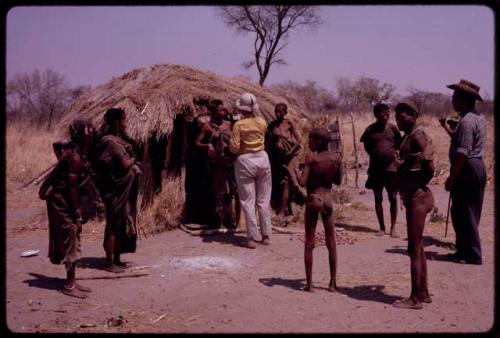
[360,103,402,237]
[295,128,343,292]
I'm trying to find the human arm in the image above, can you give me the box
[195,124,216,158]
[333,154,343,186]
[438,115,454,137]
[286,121,302,158]
[360,128,372,154]
[295,153,312,187]
[445,121,472,191]
[229,122,241,154]
[66,154,83,223]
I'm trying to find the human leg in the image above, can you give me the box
[388,190,399,238]
[255,154,272,241]
[234,156,259,244]
[373,188,385,235]
[460,159,485,263]
[394,188,432,309]
[320,195,337,291]
[61,262,88,299]
[210,164,227,227]
[304,200,319,292]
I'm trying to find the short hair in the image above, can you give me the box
[208,99,224,114]
[395,102,419,117]
[373,103,390,116]
[309,127,331,142]
[69,118,93,140]
[275,103,287,110]
[104,107,125,126]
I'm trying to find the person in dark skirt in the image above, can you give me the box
[94,108,142,272]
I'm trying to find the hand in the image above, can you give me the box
[438,115,446,127]
[73,209,83,224]
[445,176,454,191]
[207,144,216,158]
[131,164,142,175]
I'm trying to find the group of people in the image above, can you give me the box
[39,108,142,298]
[38,78,487,311]
[359,79,487,309]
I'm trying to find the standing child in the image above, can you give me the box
[39,141,92,298]
[360,103,402,237]
[295,128,343,292]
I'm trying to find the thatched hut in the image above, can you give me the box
[58,64,307,223]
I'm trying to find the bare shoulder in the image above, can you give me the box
[304,152,318,164]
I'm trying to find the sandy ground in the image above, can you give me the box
[5,179,495,334]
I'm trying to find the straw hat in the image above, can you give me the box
[447,79,483,101]
[235,92,259,113]
[395,101,419,117]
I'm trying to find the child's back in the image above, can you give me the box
[306,151,342,194]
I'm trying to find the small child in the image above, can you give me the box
[295,128,343,292]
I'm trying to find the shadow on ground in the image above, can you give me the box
[200,233,249,248]
[259,277,306,291]
[335,223,378,234]
[22,272,64,291]
[76,256,110,270]
[337,285,402,304]
[385,248,455,263]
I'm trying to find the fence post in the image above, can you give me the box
[349,112,359,188]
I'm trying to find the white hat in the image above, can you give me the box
[235,92,259,113]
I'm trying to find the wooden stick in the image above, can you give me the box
[445,194,451,237]
[350,112,359,188]
[179,223,245,236]
[272,225,303,234]
[77,272,149,280]
[21,163,56,188]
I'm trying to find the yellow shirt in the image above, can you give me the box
[229,116,267,155]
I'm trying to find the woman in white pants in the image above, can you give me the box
[230,93,272,249]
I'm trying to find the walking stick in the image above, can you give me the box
[445,194,451,237]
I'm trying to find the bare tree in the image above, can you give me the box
[335,76,396,113]
[7,69,74,129]
[404,87,455,117]
[216,6,321,86]
[272,80,337,115]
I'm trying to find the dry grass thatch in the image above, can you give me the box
[58,64,308,143]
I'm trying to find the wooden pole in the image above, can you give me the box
[349,112,359,188]
[337,116,348,185]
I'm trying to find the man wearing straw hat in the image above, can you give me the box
[230,92,272,249]
[445,79,487,265]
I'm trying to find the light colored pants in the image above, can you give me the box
[234,150,272,241]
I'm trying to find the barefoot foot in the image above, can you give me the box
[75,283,92,292]
[302,285,314,292]
[392,297,423,309]
[61,285,87,299]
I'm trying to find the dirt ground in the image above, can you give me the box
[4,178,495,334]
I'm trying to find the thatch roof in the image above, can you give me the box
[59,64,308,143]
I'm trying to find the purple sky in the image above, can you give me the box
[6,5,495,97]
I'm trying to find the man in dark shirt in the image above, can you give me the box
[360,103,403,237]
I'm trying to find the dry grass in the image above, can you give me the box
[6,121,58,183]
[58,64,308,144]
[137,176,185,236]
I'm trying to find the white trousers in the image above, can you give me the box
[234,151,272,241]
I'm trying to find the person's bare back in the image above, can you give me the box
[305,151,342,194]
